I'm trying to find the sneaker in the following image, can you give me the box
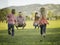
[43,35,45,38]
[43,33,46,38]
[8,33,11,35]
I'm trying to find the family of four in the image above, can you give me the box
[6,8,49,38]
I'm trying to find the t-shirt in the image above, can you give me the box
[39,18,48,25]
[16,16,25,24]
[7,14,16,24]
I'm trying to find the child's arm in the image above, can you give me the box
[46,19,49,24]
[14,16,17,24]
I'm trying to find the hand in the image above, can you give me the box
[48,23,49,25]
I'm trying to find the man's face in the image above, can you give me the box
[19,13,21,16]
[19,13,22,15]
[19,15,22,18]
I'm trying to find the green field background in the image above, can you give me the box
[0,20,60,45]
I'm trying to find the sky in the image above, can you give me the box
[0,0,60,9]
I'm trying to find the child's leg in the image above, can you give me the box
[43,24,46,37]
[40,25,43,35]
[43,24,46,34]
[11,24,14,36]
[35,25,36,29]
[38,25,39,29]
[8,24,11,35]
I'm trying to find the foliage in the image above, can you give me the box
[0,8,10,22]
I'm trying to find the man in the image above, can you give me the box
[16,12,26,29]
[7,9,16,36]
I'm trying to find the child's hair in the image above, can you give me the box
[12,9,15,14]
[40,7,46,16]
[35,12,38,19]
[40,15,46,20]
[34,12,40,21]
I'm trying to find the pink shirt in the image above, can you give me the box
[7,14,16,24]
[39,18,48,25]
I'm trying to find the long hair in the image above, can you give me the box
[40,7,45,16]
[34,12,40,21]
[35,12,38,20]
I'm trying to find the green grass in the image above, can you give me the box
[0,20,60,45]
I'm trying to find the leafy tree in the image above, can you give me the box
[47,10,54,20]
[0,8,10,22]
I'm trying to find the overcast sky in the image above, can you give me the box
[0,0,60,9]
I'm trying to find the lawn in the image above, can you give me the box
[0,20,60,45]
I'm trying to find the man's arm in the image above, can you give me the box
[23,17,26,24]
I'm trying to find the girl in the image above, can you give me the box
[33,12,40,29]
[39,16,49,38]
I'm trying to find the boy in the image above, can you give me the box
[7,9,16,36]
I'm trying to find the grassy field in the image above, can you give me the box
[0,20,60,45]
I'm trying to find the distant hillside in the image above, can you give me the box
[8,4,41,15]
[7,4,60,16]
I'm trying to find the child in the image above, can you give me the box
[39,16,49,38]
[33,12,40,29]
[7,9,16,36]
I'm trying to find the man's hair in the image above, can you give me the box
[19,12,22,13]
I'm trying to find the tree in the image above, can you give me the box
[31,12,35,20]
[0,8,10,22]
[47,10,54,20]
